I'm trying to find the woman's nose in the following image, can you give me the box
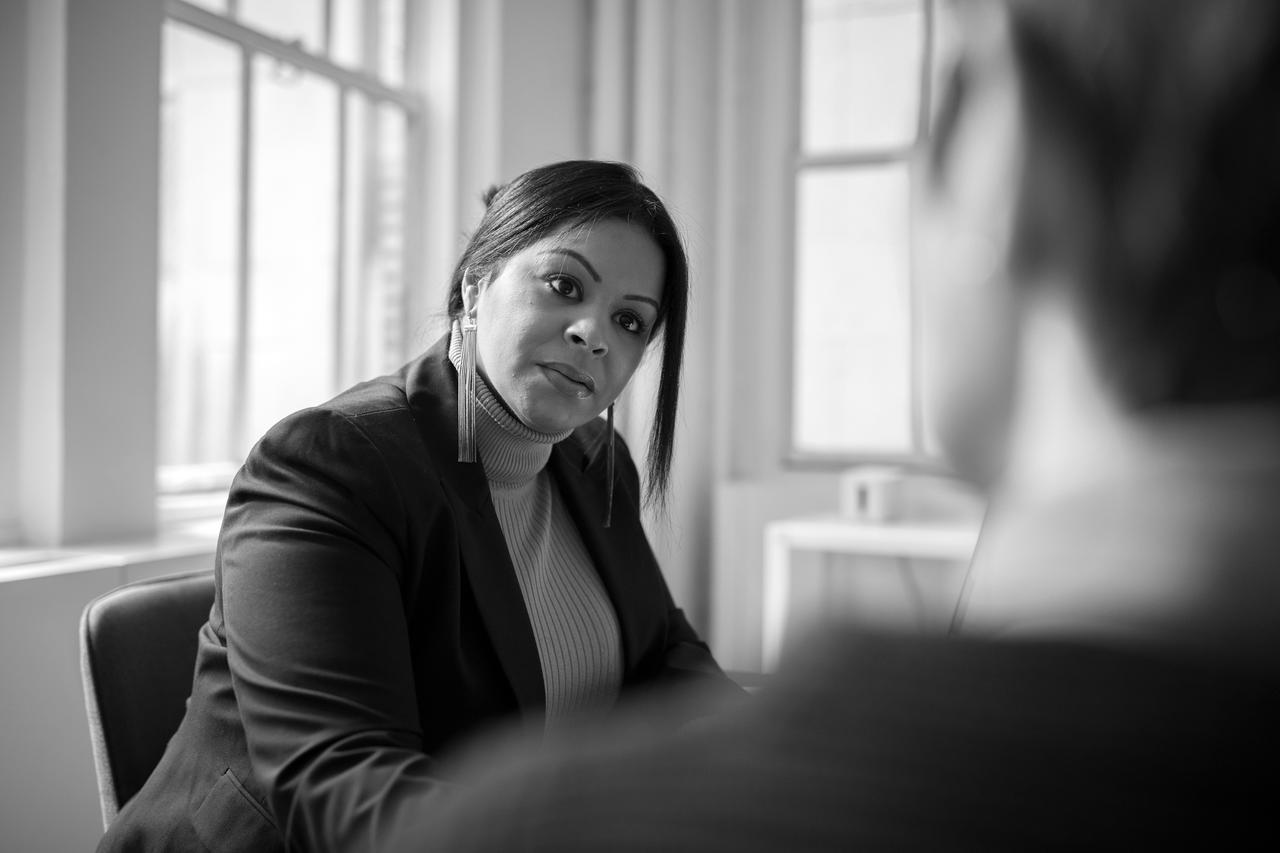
[565,317,608,357]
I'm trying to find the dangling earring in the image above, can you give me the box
[457,273,480,463]
[603,403,616,527]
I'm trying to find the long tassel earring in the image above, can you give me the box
[457,275,480,463]
[603,403,616,527]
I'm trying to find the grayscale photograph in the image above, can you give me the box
[1,1,1277,850]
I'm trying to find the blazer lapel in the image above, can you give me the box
[549,433,668,678]
[403,337,545,711]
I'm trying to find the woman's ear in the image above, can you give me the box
[461,267,483,317]
[471,269,495,300]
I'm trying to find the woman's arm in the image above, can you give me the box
[218,406,454,850]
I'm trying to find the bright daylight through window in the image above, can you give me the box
[791,0,930,460]
[158,0,417,496]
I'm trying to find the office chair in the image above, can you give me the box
[79,570,215,829]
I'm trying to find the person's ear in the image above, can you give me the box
[469,266,494,293]
[460,267,485,317]
[472,269,495,302]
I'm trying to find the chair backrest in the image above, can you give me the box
[79,570,215,829]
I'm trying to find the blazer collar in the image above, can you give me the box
[403,336,545,711]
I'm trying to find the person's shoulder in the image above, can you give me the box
[254,369,411,445]
[323,363,415,420]
[246,355,442,479]
[773,627,1280,779]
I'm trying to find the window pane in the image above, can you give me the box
[158,23,242,480]
[245,55,340,449]
[803,0,923,153]
[330,0,365,69]
[792,165,913,454]
[329,0,405,83]
[370,103,408,368]
[379,0,406,85]
[238,0,325,54]
[340,94,408,385]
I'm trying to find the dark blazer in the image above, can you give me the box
[99,336,737,853]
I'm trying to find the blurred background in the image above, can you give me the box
[0,1,984,848]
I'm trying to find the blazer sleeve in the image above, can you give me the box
[651,596,749,709]
[217,406,454,851]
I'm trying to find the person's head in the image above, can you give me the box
[446,160,689,502]
[917,0,1280,484]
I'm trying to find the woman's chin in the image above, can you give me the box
[514,403,593,435]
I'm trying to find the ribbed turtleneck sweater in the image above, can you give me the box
[449,329,624,724]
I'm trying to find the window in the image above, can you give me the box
[158,0,419,495]
[790,0,933,460]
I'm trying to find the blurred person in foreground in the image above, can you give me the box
[410,1,1280,849]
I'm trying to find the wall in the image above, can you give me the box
[14,0,161,548]
[0,1,172,847]
[621,0,724,634]
[0,0,27,545]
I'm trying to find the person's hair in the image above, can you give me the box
[978,0,1280,406]
[445,159,689,504]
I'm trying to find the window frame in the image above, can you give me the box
[157,0,426,498]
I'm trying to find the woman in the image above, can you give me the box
[99,160,740,852]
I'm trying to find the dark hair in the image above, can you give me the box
[988,0,1280,406]
[446,160,689,504]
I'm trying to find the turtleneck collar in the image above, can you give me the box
[449,322,573,487]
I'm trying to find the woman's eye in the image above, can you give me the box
[547,276,580,298]
[617,312,648,335]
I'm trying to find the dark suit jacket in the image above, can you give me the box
[99,336,738,853]
[423,627,1280,852]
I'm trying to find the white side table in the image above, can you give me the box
[762,516,981,670]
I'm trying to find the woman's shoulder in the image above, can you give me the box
[244,348,454,486]
[261,369,417,448]
[264,339,453,443]
[324,368,416,424]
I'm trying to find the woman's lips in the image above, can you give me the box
[539,363,596,398]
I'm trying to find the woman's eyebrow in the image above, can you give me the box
[626,294,661,313]
[539,248,601,282]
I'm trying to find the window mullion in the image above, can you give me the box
[233,46,253,456]
[323,0,335,57]
[334,90,349,390]
[166,0,418,111]
[795,147,915,170]
[910,0,936,453]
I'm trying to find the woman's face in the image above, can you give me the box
[473,218,665,433]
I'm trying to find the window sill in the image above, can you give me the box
[0,516,219,584]
[159,489,229,526]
